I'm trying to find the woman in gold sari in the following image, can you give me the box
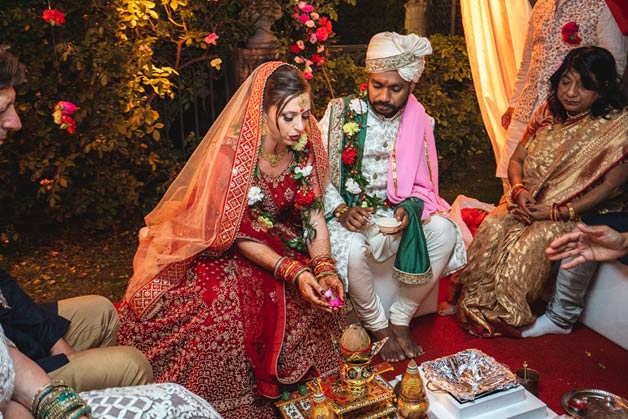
[457,47,627,337]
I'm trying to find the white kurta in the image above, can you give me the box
[319,99,466,330]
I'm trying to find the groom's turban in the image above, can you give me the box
[365,32,432,83]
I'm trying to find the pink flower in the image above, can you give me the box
[319,16,332,32]
[317,44,326,53]
[302,4,314,13]
[310,12,319,20]
[303,70,313,80]
[305,20,315,28]
[298,14,310,24]
[309,33,317,44]
[42,9,66,26]
[204,32,219,45]
[296,40,305,50]
[294,56,305,64]
[56,101,78,115]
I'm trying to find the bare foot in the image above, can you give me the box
[371,327,407,363]
[437,301,457,316]
[390,323,423,359]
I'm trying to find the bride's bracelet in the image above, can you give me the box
[309,255,338,281]
[274,257,311,286]
[32,380,92,419]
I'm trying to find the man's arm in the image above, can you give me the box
[0,269,71,357]
[546,223,628,268]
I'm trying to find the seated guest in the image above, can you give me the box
[118,63,345,419]
[318,32,466,362]
[457,47,627,337]
[0,48,152,392]
[522,213,628,337]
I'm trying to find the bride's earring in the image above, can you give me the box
[261,114,268,136]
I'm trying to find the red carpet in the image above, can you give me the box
[378,276,628,415]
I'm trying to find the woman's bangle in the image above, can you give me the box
[510,184,528,202]
[309,255,338,280]
[274,257,311,286]
[566,202,579,221]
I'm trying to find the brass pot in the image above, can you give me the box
[339,359,374,397]
[396,394,429,419]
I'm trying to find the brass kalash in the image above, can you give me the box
[275,323,398,419]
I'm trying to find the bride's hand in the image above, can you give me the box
[318,274,345,311]
[297,271,333,312]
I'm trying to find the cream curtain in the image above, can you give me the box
[460,0,531,169]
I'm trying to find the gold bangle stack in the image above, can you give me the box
[274,257,311,286]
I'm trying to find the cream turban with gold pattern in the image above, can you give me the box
[365,32,432,83]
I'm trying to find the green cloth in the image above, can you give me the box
[394,198,432,285]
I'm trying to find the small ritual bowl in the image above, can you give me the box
[376,217,401,234]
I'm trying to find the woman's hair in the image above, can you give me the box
[548,46,623,121]
[0,47,25,90]
[263,64,311,128]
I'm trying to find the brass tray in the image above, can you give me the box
[275,363,397,419]
[562,388,628,419]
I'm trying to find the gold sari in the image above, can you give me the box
[458,105,628,337]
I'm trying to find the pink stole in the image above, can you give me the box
[386,94,450,219]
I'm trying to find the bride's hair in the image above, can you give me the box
[263,65,311,128]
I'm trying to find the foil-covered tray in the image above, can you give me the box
[562,389,628,419]
[421,348,518,403]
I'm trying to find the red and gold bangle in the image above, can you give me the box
[510,183,528,202]
[310,255,337,281]
[275,257,310,286]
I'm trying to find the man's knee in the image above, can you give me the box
[425,216,456,252]
[113,346,153,385]
[59,295,119,349]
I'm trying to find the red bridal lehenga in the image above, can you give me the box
[118,150,343,419]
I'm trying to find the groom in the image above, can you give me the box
[318,32,466,362]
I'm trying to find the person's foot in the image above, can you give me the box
[437,301,457,316]
[390,323,424,359]
[520,314,572,337]
[371,327,407,363]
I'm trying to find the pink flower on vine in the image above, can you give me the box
[204,32,219,45]
[59,115,77,134]
[42,9,66,26]
[55,101,78,115]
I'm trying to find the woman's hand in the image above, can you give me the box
[339,206,373,232]
[318,274,345,311]
[528,203,551,221]
[297,271,334,312]
[510,189,535,224]
[502,107,514,129]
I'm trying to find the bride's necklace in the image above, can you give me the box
[259,148,288,167]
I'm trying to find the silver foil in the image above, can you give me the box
[421,348,518,402]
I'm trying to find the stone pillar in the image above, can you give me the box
[405,0,429,36]
[237,12,281,84]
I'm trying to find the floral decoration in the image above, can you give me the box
[52,101,78,134]
[248,134,322,250]
[288,1,334,80]
[204,32,219,45]
[42,9,66,26]
[341,83,388,210]
[561,22,581,45]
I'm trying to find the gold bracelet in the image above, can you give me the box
[566,202,578,221]
[334,204,349,220]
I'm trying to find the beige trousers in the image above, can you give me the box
[47,295,153,391]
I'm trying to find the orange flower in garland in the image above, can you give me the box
[42,9,66,26]
[561,22,581,45]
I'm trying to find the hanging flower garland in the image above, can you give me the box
[341,83,388,210]
[561,22,581,45]
[52,101,78,134]
[248,134,323,251]
[288,1,333,80]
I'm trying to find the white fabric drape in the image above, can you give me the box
[460,0,531,169]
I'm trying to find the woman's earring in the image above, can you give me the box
[261,114,268,136]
